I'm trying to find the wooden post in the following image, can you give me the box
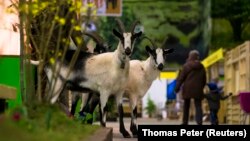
[0,84,17,113]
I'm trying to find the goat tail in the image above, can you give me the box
[30,60,40,65]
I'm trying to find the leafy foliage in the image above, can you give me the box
[212,0,250,20]
[211,0,250,48]
[17,0,94,103]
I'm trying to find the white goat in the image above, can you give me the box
[33,18,142,127]
[119,37,174,137]
[78,37,174,138]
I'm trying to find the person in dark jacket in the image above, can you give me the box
[175,50,207,125]
[205,83,232,125]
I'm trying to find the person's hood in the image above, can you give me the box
[186,50,203,69]
[207,83,220,93]
[187,50,199,60]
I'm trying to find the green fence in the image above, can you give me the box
[0,56,22,109]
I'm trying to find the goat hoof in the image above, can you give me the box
[123,134,131,138]
[67,113,74,118]
[132,134,138,138]
[122,132,131,138]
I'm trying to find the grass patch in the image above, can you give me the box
[0,104,100,141]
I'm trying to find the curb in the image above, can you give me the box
[86,127,113,141]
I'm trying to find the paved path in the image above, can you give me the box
[94,118,209,141]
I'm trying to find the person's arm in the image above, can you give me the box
[220,92,233,100]
[203,93,213,100]
[202,65,207,87]
[175,65,190,93]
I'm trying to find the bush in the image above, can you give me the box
[144,96,156,118]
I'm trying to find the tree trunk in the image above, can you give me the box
[229,18,243,42]
[19,0,26,104]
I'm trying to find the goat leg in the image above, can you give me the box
[116,92,131,138]
[99,93,109,127]
[130,106,138,138]
[86,94,100,124]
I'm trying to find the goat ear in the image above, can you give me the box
[145,45,153,54]
[164,48,174,54]
[134,31,142,38]
[113,29,123,39]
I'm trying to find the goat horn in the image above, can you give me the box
[130,20,141,34]
[160,36,169,48]
[115,18,126,33]
[142,36,157,49]
[83,31,104,45]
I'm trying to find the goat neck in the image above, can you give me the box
[143,57,160,82]
[114,41,130,69]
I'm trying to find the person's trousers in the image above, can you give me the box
[209,109,219,125]
[182,98,203,125]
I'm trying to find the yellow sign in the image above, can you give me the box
[160,72,177,79]
[160,48,224,79]
[202,48,224,68]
